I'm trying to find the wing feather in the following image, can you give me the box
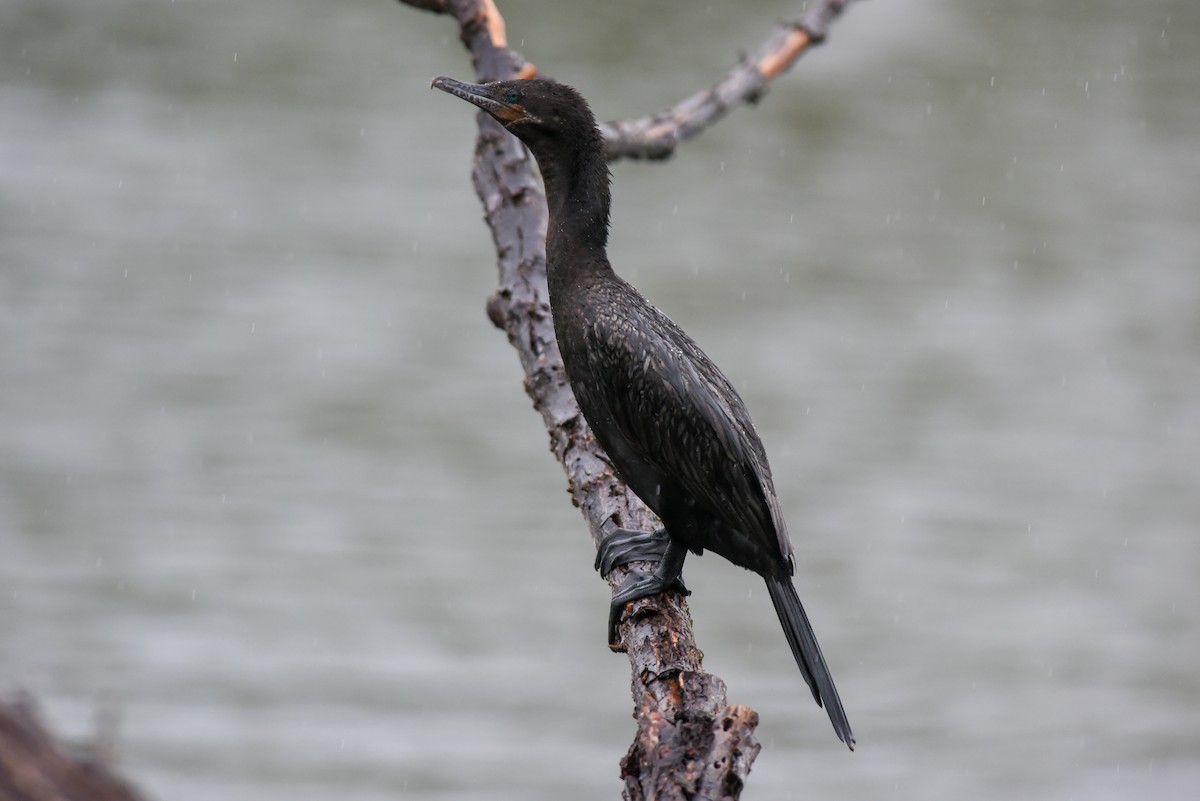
[579,281,792,570]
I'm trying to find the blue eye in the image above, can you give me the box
[504,89,522,103]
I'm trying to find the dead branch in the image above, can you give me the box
[398,0,857,797]
[600,0,859,160]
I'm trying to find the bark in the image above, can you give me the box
[399,2,859,797]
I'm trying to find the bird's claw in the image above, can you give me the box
[596,525,690,647]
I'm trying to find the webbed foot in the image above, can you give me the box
[595,526,670,576]
[596,525,689,648]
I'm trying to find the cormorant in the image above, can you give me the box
[433,75,854,750]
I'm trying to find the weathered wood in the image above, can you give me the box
[599,0,859,161]
[400,1,859,797]
[0,695,146,801]
[3,5,860,799]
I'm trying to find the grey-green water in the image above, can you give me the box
[2,1,1197,799]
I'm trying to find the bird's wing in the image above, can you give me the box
[583,286,793,569]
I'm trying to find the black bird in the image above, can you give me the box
[433,75,854,750]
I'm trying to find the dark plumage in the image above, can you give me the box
[433,75,854,750]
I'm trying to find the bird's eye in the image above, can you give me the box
[504,89,522,103]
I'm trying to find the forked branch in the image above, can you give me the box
[397,1,857,797]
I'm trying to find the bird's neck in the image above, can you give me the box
[532,139,613,290]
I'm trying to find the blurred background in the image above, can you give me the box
[2,1,1197,799]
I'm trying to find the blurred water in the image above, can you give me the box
[2,1,1198,799]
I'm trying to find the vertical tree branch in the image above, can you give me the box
[399,1,858,796]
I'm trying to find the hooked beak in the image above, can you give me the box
[431,76,527,124]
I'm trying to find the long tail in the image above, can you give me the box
[765,575,855,750]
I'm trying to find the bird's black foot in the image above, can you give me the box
[595,526,670,576]
[596,525,689,648]
[605,568,691,648]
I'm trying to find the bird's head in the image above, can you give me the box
[431,76,599,153]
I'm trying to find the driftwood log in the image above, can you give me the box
[398,1,857,798]
[0,695,145,801]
